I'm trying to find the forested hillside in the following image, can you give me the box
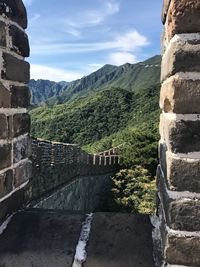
[29,55,161,106]
[30,55,161,214]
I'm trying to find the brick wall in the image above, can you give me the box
[0,0,31,223]
[30,138,119,201]
[158,0,200,266]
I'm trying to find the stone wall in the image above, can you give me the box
[30,138,119,206]
[0,0,31,223]
[158,0,200,266]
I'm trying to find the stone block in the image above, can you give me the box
[0,82,11,108]
[160,114,200,153]
[157,166,200,231]
[9,25,29,57]
[0,143,11,170]
[0,186,25,223]
[160,75,200,114]
[13,113,31,138]
[0,169,13,199]
[2,53,30,83]
[13,136,32,163]
[165,231,200,266]
[162,0,171,24]
[14,161,32,187]
[161,34,200,82]
[10,86,31,108]
[159,142,200,193]
[165,0,200,40]
[0,0,27,29]
[0,20,6,47]
[0,114,8,139]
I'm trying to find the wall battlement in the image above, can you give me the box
[158,0,200,266]
[30,138,119,202]
[0,0,31,223]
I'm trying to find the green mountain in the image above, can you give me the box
[30,56,161,214]
[30,55,161,170]
[29,79,69,105]
[45,55,161,105]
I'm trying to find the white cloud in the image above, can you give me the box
[23,0,33,7]
[30,64,84,82]
[109,52,138,65]
[64,28,81,37]
[64,1,120,29]
[31,30,148,55]
[84,1,120,25]
[115,31,149,51]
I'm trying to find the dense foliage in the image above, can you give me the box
[30,56,161,215]
[111,167,156,214]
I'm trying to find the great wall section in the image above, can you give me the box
[0,0,199,266]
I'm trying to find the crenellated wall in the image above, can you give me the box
[29,138,119,210]
[158,0,200,266]
[0,0,31,223]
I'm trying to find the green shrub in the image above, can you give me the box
[110,166,156,214]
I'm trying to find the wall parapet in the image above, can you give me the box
[158,0,200,266]
[30,138,120,202]
[0,0,31,224]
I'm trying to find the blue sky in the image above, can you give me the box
[23,0,163,82]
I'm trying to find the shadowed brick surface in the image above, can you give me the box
[84,213,154,267]
[0,210,84,267]
[0,211,154,267]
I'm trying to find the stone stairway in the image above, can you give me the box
[0,209,155,267]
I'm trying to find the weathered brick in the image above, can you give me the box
[0,114,8,139]
[13,113,31,138]
[2,53,30,83]
[160,76,200,114]
[10,86,31,108]
[160,114,200,153]
[162,0,171,24]
[157,166,200,231]
[0,82,11,108]
[0,170,13,198]
[9,25,29,57]
[159,142,200,193]
[14,161,32,187]
[13,136,32,163]
[0,186,25,223]
[0,0,27,29]
[165,232,200,266]
[161,35,200,82]
[0,20,6,47]
[165,0,200,40]
[0,143,11,170]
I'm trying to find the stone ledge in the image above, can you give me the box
[161,34,200,82]
[157,165,200,232]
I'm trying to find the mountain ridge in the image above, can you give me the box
[29,55,161,106]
